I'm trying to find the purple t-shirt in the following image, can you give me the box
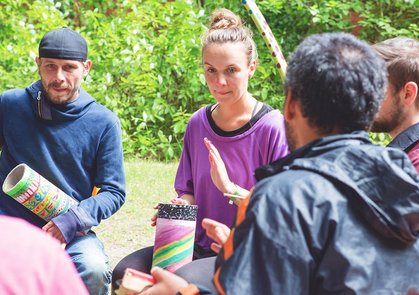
[175,106,289,251]
[407,141,419,174]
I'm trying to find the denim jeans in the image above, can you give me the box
[66,231,111,295]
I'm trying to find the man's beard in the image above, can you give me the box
[371,97,404,133]
[42,82,79,105]
[285,121,297,152]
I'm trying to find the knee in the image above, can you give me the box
[82,254,111,280]
[75,254,111,294]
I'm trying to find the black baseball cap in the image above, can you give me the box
[38,27,88,61]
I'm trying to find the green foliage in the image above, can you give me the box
[0,0,67,88]
[370,132,392,146]
[79,1,208,159]
[1,0,418,159]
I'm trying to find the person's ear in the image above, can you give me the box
[284,89,297,122]
[402,81,418,107]
[83,60,92,77]
[35,57,40,67]
[248,60,256,79]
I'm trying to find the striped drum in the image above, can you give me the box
[152,203,198,272]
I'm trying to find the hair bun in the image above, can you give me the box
[209,8,242,30]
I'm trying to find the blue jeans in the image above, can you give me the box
[66,231,111,295]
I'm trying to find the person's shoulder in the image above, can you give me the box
[0,216,30,230]
[187,105,209,124]
[0,216,58,247]
[86,97,120,123]
[263,108,284,122]
[253,168,341,208]
[1,88,27,101]
[191,105,208,118]
[253,107,285,132]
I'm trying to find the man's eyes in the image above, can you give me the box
[45,64,56,70]
[63,65,77,71]
[44,64,77,71]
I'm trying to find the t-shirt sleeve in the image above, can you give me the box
[267,112,289,162]
[174,122,194,197]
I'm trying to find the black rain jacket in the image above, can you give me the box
[199,132,419,295]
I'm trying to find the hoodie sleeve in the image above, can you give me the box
[52,120,126,242]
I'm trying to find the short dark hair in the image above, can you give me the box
[285,32,387,133]
[372,37,419,101]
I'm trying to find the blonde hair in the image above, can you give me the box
[202,8,258,65]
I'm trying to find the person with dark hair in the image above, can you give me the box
[0,27,126,294]
[371,37,419,172]
[112,8,288,292]
[140,32,419,294]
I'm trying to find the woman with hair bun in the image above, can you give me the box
[173,7,288,256]
[112,8,288,291]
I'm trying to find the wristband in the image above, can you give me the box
[228,183,240,205]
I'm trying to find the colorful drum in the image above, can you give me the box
[152,203,198,272]
[2,163,78,221]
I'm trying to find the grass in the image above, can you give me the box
[93,159,178,268]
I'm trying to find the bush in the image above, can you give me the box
[1,0,417,158]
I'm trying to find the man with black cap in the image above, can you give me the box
[0,27,126,294]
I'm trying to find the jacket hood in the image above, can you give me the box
[255,131,419,245]
[25,80,95,122]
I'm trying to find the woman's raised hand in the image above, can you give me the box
[204,137,236,194]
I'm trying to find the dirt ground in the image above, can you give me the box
[95,207,155,269]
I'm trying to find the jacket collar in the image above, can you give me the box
[26,80,95,122]
[387,122,419,152]
[254,131,371,181]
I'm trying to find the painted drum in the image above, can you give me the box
[2,163,78,221]
[152,203,198,272]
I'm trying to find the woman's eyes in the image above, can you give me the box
[206,67,237,74]
[227,67,236,74]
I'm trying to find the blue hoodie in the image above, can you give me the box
[0,80,126,242]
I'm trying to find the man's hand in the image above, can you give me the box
[42,221,66,246]
[202,218,231,254]
[141,267,188,295]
